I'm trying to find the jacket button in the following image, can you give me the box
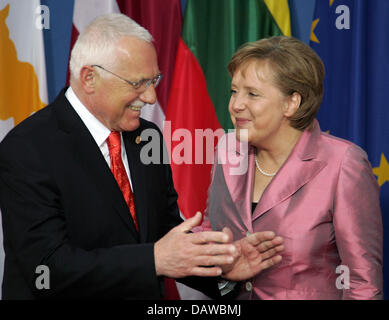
[245,281,253,292]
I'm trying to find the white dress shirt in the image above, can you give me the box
[65,87,133,188]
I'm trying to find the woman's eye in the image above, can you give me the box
[230,89,237,95]
[249,92,259,97]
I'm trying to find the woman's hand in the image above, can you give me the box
[220,228,284,281]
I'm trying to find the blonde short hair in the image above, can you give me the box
[228,36,325,131]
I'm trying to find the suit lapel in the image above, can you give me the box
[53,91,140,238]
[253,120,327,221]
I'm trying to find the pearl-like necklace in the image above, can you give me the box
[255,154,277,177]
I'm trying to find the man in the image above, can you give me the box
[0,14,283,299]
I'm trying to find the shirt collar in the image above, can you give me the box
[65,86,111,148]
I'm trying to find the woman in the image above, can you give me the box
[201,36,383,299]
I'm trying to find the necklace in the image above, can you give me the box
[255,155,277,177]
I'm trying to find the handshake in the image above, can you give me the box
[154,212,284,281]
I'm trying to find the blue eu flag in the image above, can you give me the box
[310,0,389,298]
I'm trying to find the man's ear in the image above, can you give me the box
[79,66,97,94]
[283,92,301,118]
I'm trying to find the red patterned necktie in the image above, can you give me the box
[106,131,138,231]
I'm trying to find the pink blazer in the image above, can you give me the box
[200,120,383,299]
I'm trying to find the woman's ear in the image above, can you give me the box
[284,92,301,117]
[79,66,97,94]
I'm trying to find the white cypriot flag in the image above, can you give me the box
[0,0,48,299]
[0,0,48,141]
[72,0,165,131]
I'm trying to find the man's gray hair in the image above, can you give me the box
[69,13,153,80]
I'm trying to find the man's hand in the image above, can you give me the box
[154,212,237,278]
[220,228,284,281]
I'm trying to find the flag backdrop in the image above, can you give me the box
[0,0,48,299]
[310,0,389,298]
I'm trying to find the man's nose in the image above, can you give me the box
[139,85,157,105]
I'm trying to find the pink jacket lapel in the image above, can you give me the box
[253,120,327,220]
[217,133,253,232]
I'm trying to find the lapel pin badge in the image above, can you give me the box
[135,136,142,144]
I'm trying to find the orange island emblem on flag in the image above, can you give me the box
[0,4,45,126]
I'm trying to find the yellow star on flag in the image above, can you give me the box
[373,153,389,187]
[330,0,335,7]
[310,18,320,43]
